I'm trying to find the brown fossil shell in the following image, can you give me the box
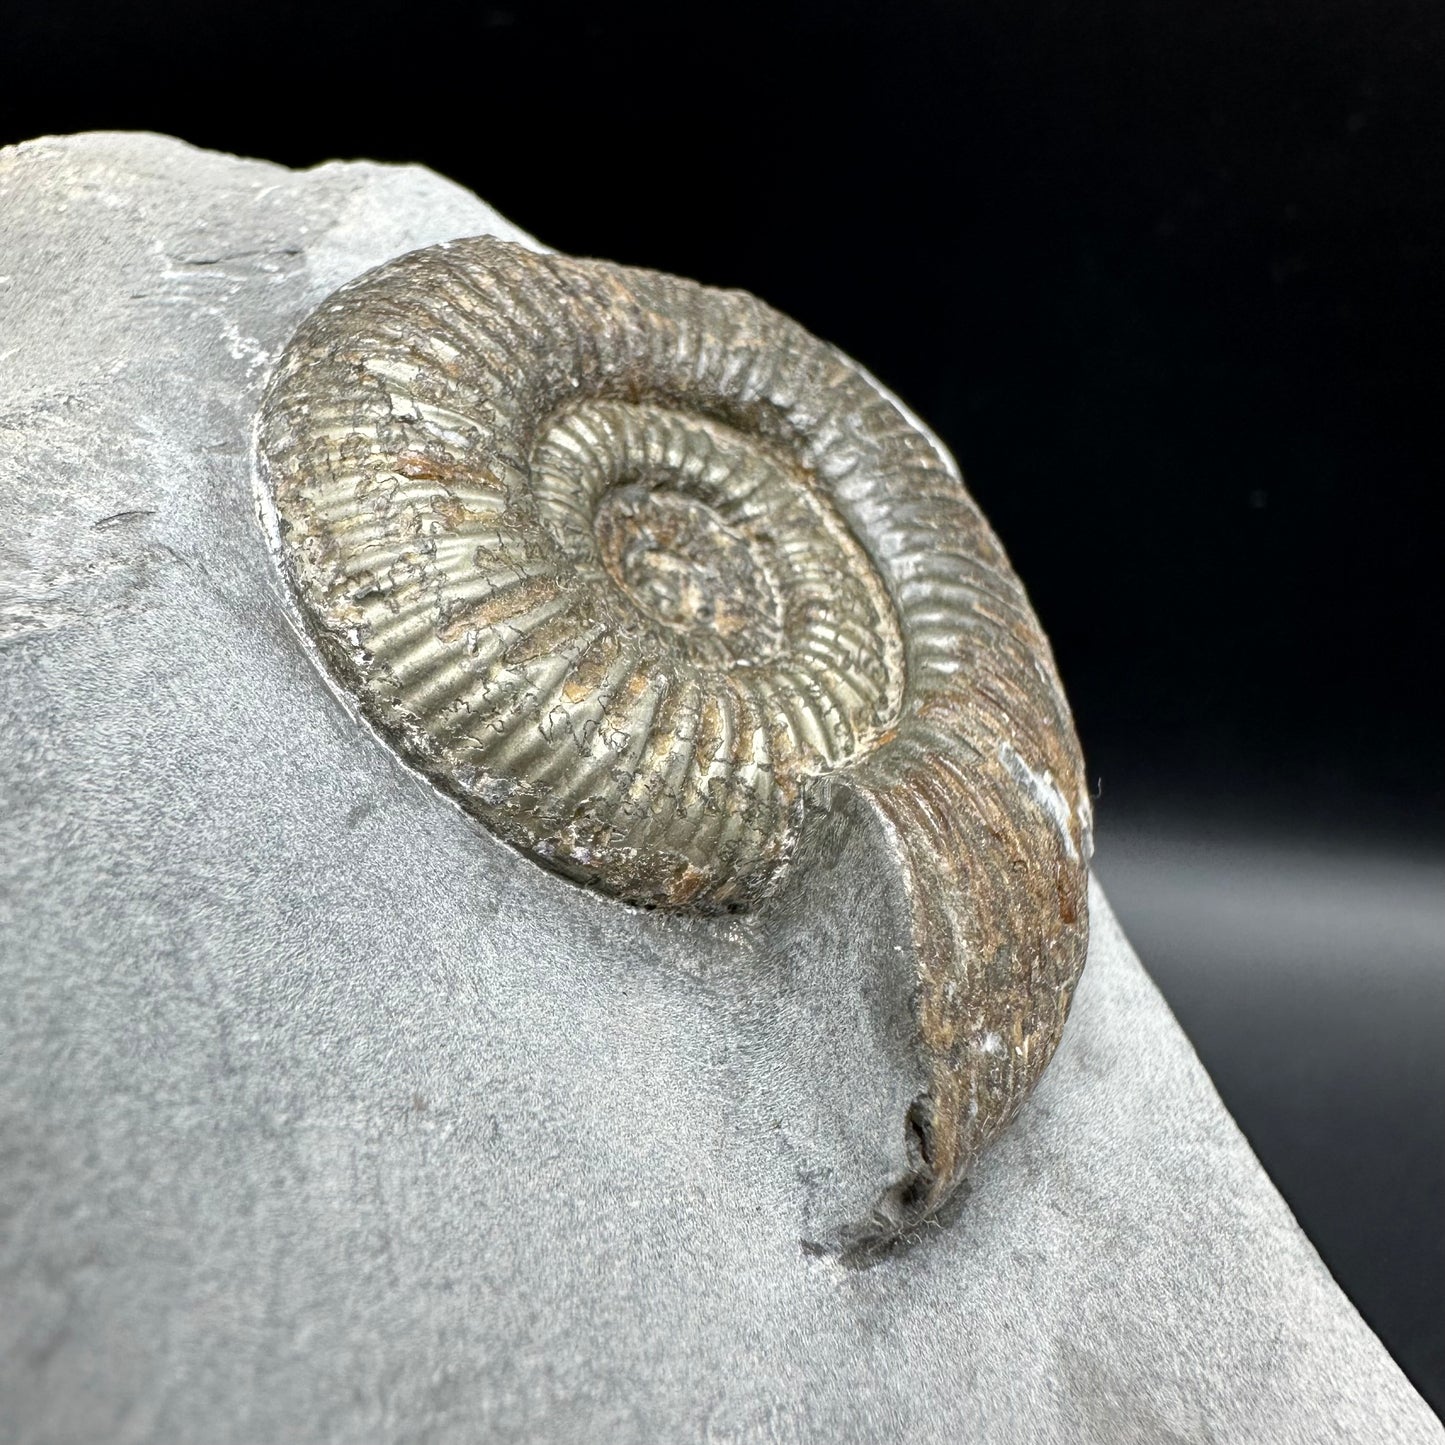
[257,236,1092,1242]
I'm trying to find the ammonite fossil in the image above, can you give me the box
[257,236,1092,1247]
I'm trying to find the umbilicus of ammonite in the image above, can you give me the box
[256,237,1093,1251]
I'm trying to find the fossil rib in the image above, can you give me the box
[257,237,1092,1244]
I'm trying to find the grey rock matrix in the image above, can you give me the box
[1,132,1438,1444]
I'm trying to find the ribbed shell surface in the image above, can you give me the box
[257,236,1093,1239]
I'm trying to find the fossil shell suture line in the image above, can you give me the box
[257,236,1092,1246]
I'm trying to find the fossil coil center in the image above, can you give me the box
[593,486,784,666]
[530,399,905,774]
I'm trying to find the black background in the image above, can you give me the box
[6,0,1442,1415]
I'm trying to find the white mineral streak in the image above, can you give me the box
[1,132,1440,1445]
[999,738,1082,861]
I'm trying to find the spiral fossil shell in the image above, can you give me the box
[257,236,1093,1243]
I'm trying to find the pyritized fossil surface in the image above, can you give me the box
[256,238,1093,1243]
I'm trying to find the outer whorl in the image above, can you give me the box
[257,236,1093,1242]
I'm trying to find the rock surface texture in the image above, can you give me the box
[1,132,1439,1444]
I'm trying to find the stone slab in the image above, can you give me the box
[1,132,1438,1444]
